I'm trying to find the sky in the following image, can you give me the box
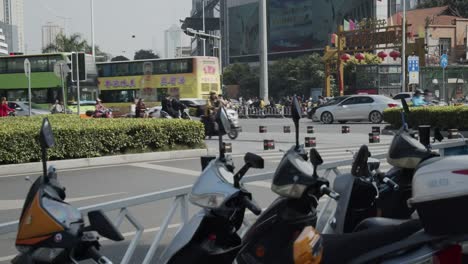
[24,0,192,58]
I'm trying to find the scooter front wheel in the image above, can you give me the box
[228,130,239,140]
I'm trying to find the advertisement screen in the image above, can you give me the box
[228,2,259,56]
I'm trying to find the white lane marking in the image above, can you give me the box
[0,192,126,211]
[130,163,200,176]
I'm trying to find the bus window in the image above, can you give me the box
[129,62,143,75]
[116,63,129,76]
[155,61,168,74]
[8,58,24,73]
[48,55,63,72]
[0,59,6,73]
[29,57,48,72]
[100,90,136,103]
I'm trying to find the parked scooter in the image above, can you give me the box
[159,107,264,264]
[294,150,468,264]
[12,118,124,264]
[235,98,339,264]
[319,99,441,234]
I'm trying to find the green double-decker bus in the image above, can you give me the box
[0,53,97,112]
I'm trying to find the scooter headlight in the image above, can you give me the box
[190,193,227,209]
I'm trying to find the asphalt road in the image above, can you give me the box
[0,118,394,263]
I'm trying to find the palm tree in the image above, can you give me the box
[42,33,88,53]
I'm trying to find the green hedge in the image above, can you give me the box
[383,106,468,130]
[0,115,205,164]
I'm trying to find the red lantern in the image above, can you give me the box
[340,53,351,62]
[377,51,388,61]
[355,53,365,62]
[390,50,401,61]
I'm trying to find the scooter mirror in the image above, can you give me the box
[244,152,264,169]
[309,148,323,167]
[216,107,231,135]
[401,98,410,116]
[351,145,370,177]
[40,118,55,149]
[87,210,124,242]
[291,97,302,123]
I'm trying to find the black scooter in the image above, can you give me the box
[12,118,124,264]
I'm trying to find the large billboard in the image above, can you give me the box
[228,0,374,59]
[228,2,259,56]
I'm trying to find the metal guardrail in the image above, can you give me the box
[0,140,466,263]
[237,106,307,118]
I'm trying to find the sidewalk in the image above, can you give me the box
[0,149,207,177]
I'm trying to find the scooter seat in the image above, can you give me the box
[321,220,422,264]
[353,217,408,232]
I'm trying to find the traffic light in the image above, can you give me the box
[9,52,23,56]
[71,52,86,81]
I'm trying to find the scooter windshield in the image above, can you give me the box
[190,158,239,210]
[271,146,315,198]
[42,197,82,228]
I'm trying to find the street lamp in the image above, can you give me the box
[90,0,96,62]
[202,0,206,56]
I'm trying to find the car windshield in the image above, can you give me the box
[325,96,348,105]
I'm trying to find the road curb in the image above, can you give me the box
[0,149,208,177]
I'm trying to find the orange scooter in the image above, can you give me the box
[13,118,124,264]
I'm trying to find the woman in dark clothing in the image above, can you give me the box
[135,98,146,118]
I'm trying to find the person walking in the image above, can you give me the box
[0,97,14,117]
[135,98,147,118]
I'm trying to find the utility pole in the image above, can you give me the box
[402,0,407,92]
[202,0,206,56]
[259,0,268,101]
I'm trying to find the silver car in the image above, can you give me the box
[313,95,401,124]
[8,101,50,116]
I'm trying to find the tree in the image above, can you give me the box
[42,33,110,61]
[417,0,468,18]
[42,33,88,53]
[134,49,159,60]
[269,54,325,98]
[111,55,130,62]
[223,63,259,97]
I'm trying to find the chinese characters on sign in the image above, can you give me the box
[105,79,137,88]
[160,76,186,86]
[344,30,402,50]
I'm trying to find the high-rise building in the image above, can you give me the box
[42,22,64,51]
[0,28,8,55]
[164,24,190,58]
[2,0,23,52]
[0,19,17,52]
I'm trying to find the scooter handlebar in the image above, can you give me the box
[382,177,399,191]
[242,196,262,216]
[320,185,340,200]
[87,247,113,264]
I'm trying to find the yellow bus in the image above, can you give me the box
[96,56,221,115]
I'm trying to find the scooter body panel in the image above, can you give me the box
[159,210,206,264]
[321,172,355,234]
[236,196,317,264]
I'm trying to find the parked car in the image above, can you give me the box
[392,92,412,103]
[307,96,350,119]
[313,95,401,124]
[8,101,50,116]
[179,98,207,117]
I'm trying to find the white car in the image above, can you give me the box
[313,95,401,124]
